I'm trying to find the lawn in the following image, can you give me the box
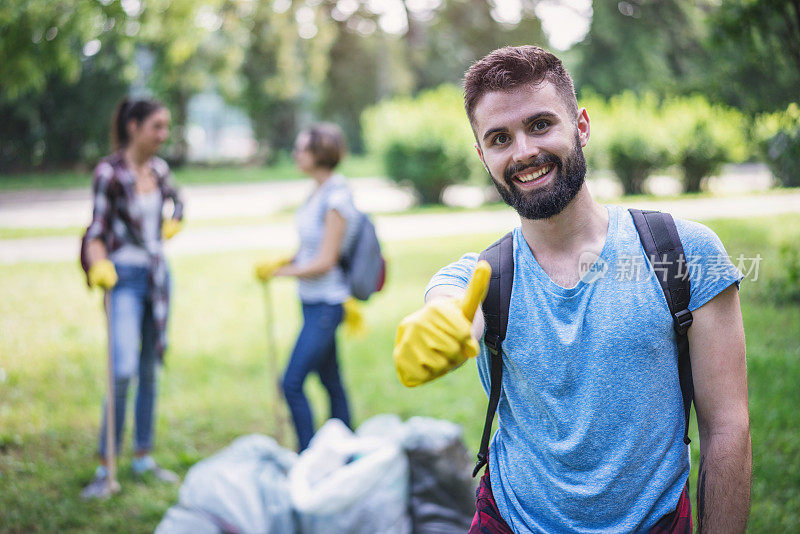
[0,214,798,532]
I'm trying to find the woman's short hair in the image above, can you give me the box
[303,123,347,170]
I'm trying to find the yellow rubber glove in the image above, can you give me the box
[162,218,182,240]
[255,256,291,281]
[393,260,491,387]
[343,298,367,338]
[88,259,118,290]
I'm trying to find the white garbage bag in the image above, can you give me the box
[156,434,298,534]
[289,418,410,534]
[155,505,221,534]
[355,413,406,442]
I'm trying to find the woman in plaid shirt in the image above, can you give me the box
[79,98,184,499]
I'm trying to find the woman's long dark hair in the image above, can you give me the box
[110,97,165,151]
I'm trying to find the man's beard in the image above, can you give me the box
[490,136,586,220]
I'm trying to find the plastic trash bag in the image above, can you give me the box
[358,415,475,533]
[402,417,476,534]
[290,418,410,534]
[155,505,221,534]
[156,434,298,534]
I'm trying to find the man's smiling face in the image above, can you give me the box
[472,81,590,220]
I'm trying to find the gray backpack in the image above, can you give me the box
[340,211,386,300]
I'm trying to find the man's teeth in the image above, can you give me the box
[517,164,553,183]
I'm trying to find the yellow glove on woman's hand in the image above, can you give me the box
[393,261,491,387]
[255,256,291,281]
[162,219,182,240]
[88,259,118,290]
[343,298,367,338]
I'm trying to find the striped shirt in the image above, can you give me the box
[295,174,359,304]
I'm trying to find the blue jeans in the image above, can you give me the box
[97,264,164,457]
[282,301,350,451]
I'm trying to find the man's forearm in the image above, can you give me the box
[696,426,752,533]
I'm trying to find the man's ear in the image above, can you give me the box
[577,108,590,147]
[474,142,490,174]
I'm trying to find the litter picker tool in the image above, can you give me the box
[103,291,121,496]
[262,281,289,445]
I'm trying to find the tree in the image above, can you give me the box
[236,0,306,159]
[572,0,712,98]
[0,1,133,171]
[402,0,546,93]
[705,0,800,114]
[316,5,382,153]
[0,0,128,100]
[138,0,242,166]
[36,43,131,167]
[314,0,546,153]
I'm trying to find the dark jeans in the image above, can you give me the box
[282,301,350,451]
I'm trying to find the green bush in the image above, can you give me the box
[583,92,751,195]
[384,142,471,204]
[608,133,667,196]
[581,92,669,195]
[674,122,728,193]
[755,103,800,188]
[661,96,748,193]
[361,85,481,204]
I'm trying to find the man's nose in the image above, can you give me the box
[512,134,539,163]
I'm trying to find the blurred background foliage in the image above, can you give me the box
[755,103,800,188]
[362,84,480,203]
[1,0,799,199]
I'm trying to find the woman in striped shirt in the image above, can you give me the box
[255,123,359,451]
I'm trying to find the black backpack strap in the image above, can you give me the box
[629,209,694,445]
[473,232,514,477]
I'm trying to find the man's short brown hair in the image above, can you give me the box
[463,45,578,131]
[303,122,347,170]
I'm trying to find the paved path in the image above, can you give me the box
[2,190,799,264]
[0,177,417,228]
[1,166,797,264]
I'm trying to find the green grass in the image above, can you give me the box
[0,227,84,240]
[0,153,384,191]
[1,215,799,532]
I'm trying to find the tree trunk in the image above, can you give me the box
[169,89,189,168]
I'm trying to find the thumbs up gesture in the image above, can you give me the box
[393,261,491,387]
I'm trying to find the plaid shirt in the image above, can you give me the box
[80,152,184,360]
[469,470,692,533]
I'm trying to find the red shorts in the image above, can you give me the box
[468,470,692,534]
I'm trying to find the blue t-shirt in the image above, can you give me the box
[425,205,742,533]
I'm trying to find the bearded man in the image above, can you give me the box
[393,46,750,534]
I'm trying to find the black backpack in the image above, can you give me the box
[472,209,695,477]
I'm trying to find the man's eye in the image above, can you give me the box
[532,120,549,131]
[493,133,510,145]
